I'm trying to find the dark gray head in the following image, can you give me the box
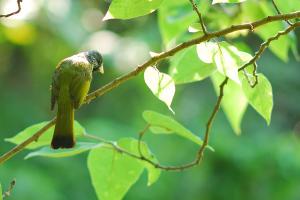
[85,50,104,73]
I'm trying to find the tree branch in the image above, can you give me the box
[0,12,300,165]
[0,0,22,18]
[271,0,293,25]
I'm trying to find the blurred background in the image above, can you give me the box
[0,0,300,199]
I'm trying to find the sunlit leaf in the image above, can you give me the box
[242,74,273,125]
[214,42,252,84]
[188,23,204,33]
[25,142,100,159]
[103,0,164,20]
[211,72,248,134]
[213,0,247,4]
[5,121,86,149]
[197,41,252,84]
[143,110,213,151]
[88,138,161,200]
[196,41,219,64]
[144,67,175,113]
[169,46,216,84]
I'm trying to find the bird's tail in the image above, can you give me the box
[51,85,75,149]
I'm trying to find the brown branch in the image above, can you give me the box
[0,12,300,165]
[0,0,22,18]
[188,0,208,34]
[85,11,300,103]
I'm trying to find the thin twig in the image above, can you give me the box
[2,179,16,199]
[271,0,293,25]
[188,0,208,34]
[239,22,300,72]
[0,12,300,166]
[0,0,22,18]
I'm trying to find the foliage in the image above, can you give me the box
[0,0,299,200]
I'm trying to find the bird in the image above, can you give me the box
[50,50,103,149]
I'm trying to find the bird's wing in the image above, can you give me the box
[70,69,92,109]
[51,70,60,111]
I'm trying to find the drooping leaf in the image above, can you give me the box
[241,74,273,125]
[103,0,164,20]
[144,67,175,113]
[213,0,247,4]
[196,41,219,64]
[5,121,86,149]
[169,46,216,84]
[143,110,213,151]
[25,142,101,159]
[87,138,160,200]
[211,72,248,134]
[197,41,252,84]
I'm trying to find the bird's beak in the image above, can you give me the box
[98,64,104,74]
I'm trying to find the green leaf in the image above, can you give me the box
[25,142,100,159]
[144,67,175,113]
[5,121,86,149]
[241,74,273,125]
[169,46,216,84]
[87,138,161,200]
[213,0,247,4]
[197,41,252,84]
[211,72,248,134]
[103,0,164,20]
[143,110,213,151]
[188,23,204,33]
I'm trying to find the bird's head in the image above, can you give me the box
[86,50,104,74]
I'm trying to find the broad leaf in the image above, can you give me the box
[0,183,2,200]
[103,0,163,20]
[88,138,160,200]
[211,72,248,134]
[213,0,247,4]
[242,74,273,125]
[5,121,86,149]
[25,142,100,159]
[197,41,252,84]
[169,46,216,84]
[143,110,213,151]
[144,67,175,113]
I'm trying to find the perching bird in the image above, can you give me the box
[50,50,103,149]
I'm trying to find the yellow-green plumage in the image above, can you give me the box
[51,51,103,149]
